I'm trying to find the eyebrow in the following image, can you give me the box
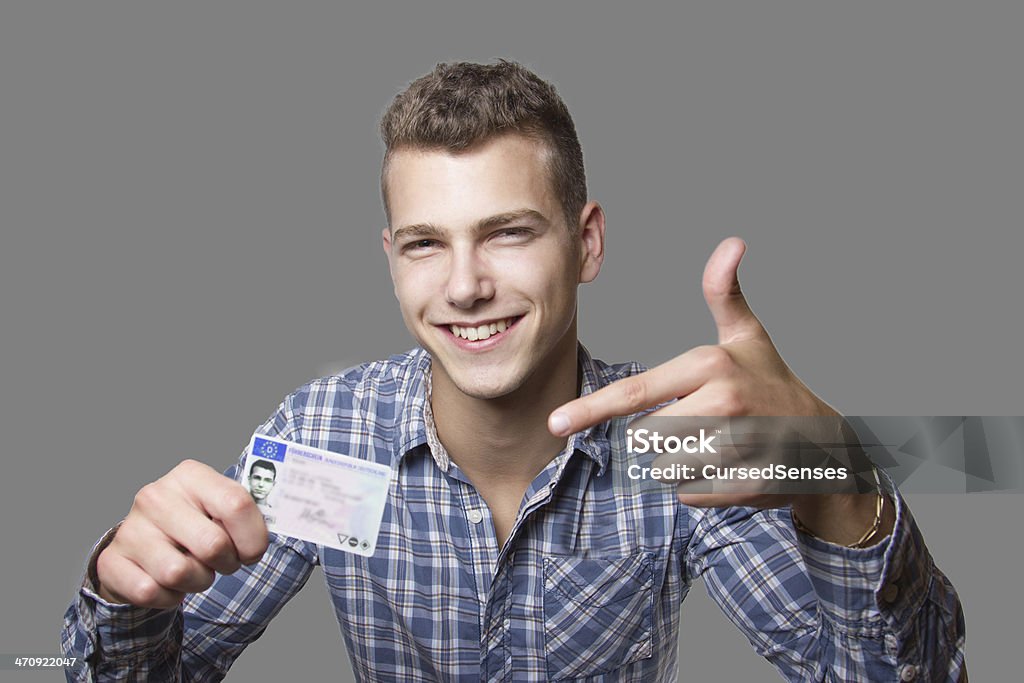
[392,208,549,244]
[478,208,549,230]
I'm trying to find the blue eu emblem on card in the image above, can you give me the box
[253,437,286,462]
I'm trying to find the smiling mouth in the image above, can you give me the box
[446,316,522,341]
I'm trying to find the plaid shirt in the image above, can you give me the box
[63,346,966,682]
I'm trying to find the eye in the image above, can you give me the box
[494,227,532,241]
[403,238,440,253]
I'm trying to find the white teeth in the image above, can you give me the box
[450,317,517,340]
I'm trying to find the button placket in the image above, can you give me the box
[884,633,898,657]
[880,581,900,604]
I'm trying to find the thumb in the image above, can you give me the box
[702,237,764,344]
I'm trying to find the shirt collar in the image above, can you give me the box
[393,344,615,476]
[393,347,433,464]
[571,343,614,475]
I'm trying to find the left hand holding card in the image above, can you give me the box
[96,459,270,608]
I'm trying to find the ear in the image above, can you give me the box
[576,201,606,283]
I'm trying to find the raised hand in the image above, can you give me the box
[548,237,841,508]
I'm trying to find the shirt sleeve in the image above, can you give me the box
[683,474,966,682]
[61,395,321,683]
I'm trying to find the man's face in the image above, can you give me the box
[248,466,276,502]
[383,133,603,401]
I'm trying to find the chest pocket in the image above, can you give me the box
[542,552,655,681]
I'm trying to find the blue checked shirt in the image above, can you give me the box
[63,346,966,682]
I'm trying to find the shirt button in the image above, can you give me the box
[899,664,918,681]
[467,509,483,524]
[880,582,900,604]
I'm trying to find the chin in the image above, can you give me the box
[450,376,521,401]
[445,363,532,401]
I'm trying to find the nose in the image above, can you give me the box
[445,245,495,309]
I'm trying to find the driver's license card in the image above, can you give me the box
[241,434,391,556]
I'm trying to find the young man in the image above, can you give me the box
[246,460,276,508]
[62,61,966,681]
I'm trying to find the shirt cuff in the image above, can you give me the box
[76,524,181,660]
[794,472,934,638]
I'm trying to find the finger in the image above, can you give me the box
[702,237,766,344]
[549,345,726,436]
[133,480,244,575]
[121,518,218,594]
[656,381,743,418]
[96,547,187,610]
[170,461,269,564]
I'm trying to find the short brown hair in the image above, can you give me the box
[379,60,587,232]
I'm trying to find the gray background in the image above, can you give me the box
[1,1,1020,680]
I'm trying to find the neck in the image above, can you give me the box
[430,327,581,485]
